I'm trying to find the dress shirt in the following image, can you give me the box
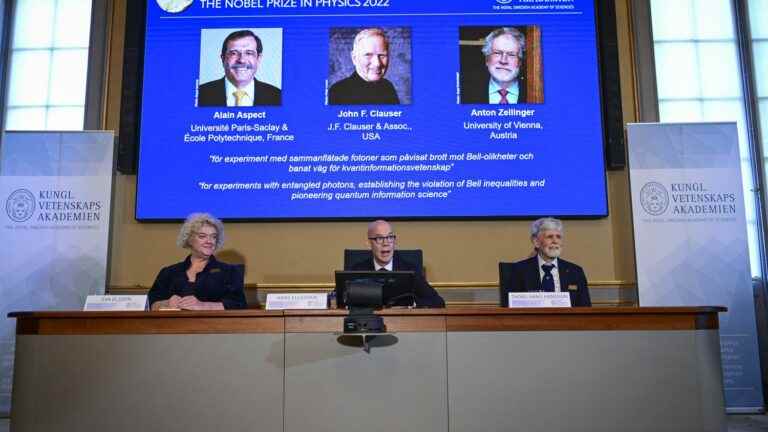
[224,79,255,106]
[488,79,519,104]
[374,260,394,271]
[537,255,561,292]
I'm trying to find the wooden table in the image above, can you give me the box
[8,307,726,432]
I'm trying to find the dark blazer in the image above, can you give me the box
[348,252,445,308]
[148,255,247,309]
[460,74,527,104]
[499,255,591,307]
[198,77,281,106]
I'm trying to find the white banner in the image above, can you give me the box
[0,131,114,415]
[627,122,763,411]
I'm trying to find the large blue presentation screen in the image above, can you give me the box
[136,0,607,220]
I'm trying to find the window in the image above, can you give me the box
[750,1,768,217]
[650,0,763,276]
[4,0,92,130]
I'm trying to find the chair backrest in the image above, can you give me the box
[232,264,258,308]
[233,263,245,279]
[498,262,515,307]
[343,249,424,271]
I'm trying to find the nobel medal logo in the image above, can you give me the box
[156,0,193,13]
[496,0,513,3]
[6,189,36,222]
[640,182,669,216]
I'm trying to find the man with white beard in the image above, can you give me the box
[499,217,591,307]
[461,27,528,104]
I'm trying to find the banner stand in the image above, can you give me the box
[0,131,115,416]
[627,122,764,412]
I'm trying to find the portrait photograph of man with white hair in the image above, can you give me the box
[459,26,544,105]
[327,27,412,105]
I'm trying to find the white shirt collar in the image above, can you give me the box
[224,78,255,107]
[537,254,561,292]
[374,260,393,271]
[537,254,558,269]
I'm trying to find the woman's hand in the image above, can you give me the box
[177,296,224,310]
[150,295,183,310]
[168,295,182,308]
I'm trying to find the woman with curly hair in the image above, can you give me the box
[148,213,247,310]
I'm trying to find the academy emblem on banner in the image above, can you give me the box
[639,181,669,216]
[5,189,35,222]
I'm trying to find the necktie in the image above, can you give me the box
[541,264,555,292]
[233,89,248,106]
[499,89,509,104]
[378,267,389,272]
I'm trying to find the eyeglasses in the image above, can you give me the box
[489,50,521,62]
[194,232,218,242]
[361,53,388,60]
[224,49,259,59]
[368,234,396,245]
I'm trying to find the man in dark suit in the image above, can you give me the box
[198,30,281,107]
[348,219,445,308]
[461,27,527,104]
[500,217,591,307]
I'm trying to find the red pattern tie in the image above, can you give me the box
[499,89,509,104]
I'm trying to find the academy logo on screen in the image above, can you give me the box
[156,0,194,13]
[639,182,669,216]
[5,189,35,222]
[496,0,513,4]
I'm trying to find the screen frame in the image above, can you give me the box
[124,0,614,222]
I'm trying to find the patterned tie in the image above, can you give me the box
[498,88,509,104]
[233,89,248,106]
[541,264,555,292]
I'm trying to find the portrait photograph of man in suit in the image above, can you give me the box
[197,28,282,107]
[459,26,544,105]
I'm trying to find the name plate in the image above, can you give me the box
[84,295,147,311]
[508,292,571,308]
[266,293,328,310]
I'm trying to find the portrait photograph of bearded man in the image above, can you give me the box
[327,27,412,105]
[459,26,544,105]
[197,28,283,107]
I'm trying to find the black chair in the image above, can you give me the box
[232,264,258,308]
[233,263,245,279]
[498,262,516,307]
[343,249,423,271]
